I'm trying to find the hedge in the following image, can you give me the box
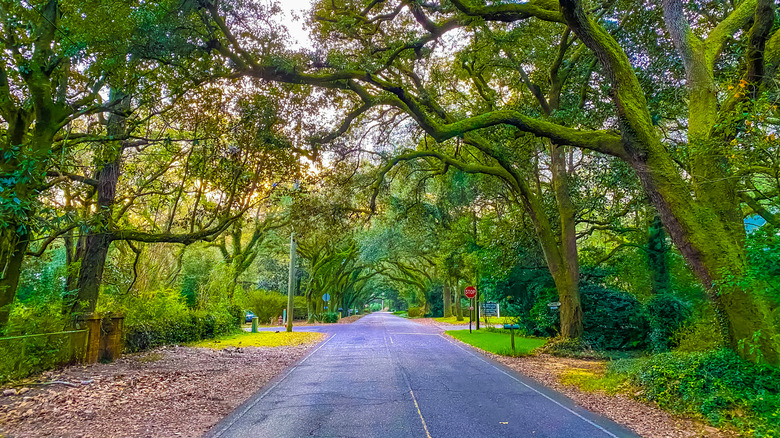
[124,309,241,353]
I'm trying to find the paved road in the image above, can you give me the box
[206,313,639,438]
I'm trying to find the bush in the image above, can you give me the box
[119,288,240,353]
[0,331,87,383]
[407,306,423,318]
[611,349,780,437]
[124,309,239,353]
[239,289,289,324]
[321,312,339,323]
[580,283,649,350]
[646,294,692,352]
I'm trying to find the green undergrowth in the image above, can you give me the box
[446,329,547,357]
[559,367,629,395]
[567,349,780,437]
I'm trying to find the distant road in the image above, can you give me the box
[206,312,639,438]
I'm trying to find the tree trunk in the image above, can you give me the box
[306,291,315,322]
[627,143,779,364]
[647,214,671,294]
[68,89,128,316]
[559,0,778,363]
[0,233,28,333]
[443,278,452,318]
[455,278,464,321]
[549,142,583,339]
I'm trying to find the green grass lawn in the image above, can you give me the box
[446,329,547,356]
[435,316,504,325]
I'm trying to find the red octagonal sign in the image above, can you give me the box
[464,286,477,299]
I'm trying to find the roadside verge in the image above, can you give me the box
[443,331,728,438]
[0,332,326,438]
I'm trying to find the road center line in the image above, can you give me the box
[383,323,432,438]
[210,334,336,438]
[439,334,620,438]
[409,388,433,438]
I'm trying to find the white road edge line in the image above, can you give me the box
[439,334,620,438]
[210,333,336,438]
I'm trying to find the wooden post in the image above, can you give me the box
[251,316,259,333]
[100,314,124,362]
[78,313,102,364]
[510,327,516,351]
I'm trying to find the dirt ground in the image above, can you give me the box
[0,342,319,438]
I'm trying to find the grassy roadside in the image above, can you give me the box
[190,331,325,349]
[436,316,503,325]
[445,329,547,356]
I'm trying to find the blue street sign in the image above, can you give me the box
[322,293,331,301]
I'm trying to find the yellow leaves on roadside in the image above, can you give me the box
[190,332,325,349]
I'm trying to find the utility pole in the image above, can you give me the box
[286,232,296,332]
[285,180,299,333]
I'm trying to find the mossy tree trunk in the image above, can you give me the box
[647,215,671,295]
[0,234,28,334]
[67,89,129,317]
[455,278,464,321]
[561,0,779,363]
[443,278,452,318]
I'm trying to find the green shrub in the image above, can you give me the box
[4,298,67,337]
[117,288,240,352]
[580,283,649,350]
[646,294,692,352]
[321,312,339,323]
[0,330,86,383]
[407,306,423,318]
[610,349,780,437]
[124,309,239,353]
[239,289,290,324]
[673,312,724,353]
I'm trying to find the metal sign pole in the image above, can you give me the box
[469,297,472,333]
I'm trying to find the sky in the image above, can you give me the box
[277,0,316,49]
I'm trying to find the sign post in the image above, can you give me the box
[465,286,477,333]
[503,323,521,351]
[323,293,331,311]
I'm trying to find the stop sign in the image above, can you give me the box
[464,286,477,298]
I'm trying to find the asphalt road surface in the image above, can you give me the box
[206,312,639,438]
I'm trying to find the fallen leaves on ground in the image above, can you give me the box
[0,341,321,438]
[337,314,366,324]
